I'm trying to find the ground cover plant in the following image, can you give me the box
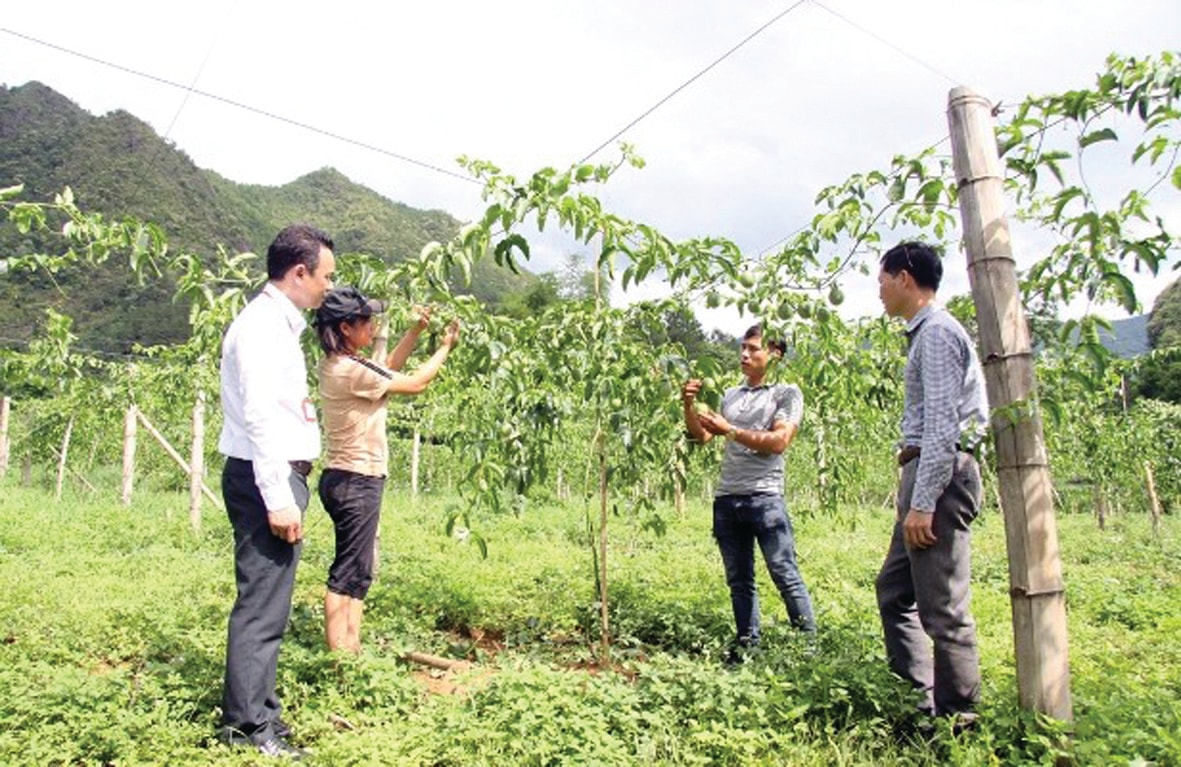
[0,479,1177,766]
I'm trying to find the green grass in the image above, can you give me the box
[0,478,1177,765]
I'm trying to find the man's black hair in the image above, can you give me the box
[880,241,943,291]
[267,224,334,281]
[743,324,785,356]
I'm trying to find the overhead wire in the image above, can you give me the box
[577,0,809,164]
[808,0,961,87]
[0,26,480,185]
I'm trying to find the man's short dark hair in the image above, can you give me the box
[743,324,785,356]
[880,241,943,291]
[267,224,334,281]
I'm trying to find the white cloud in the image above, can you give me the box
[1,0,1177,322]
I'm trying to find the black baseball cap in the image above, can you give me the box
[314,286,385,326]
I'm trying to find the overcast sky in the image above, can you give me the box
[2,1,1178,332]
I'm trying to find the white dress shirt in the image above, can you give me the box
[218,282,320,511]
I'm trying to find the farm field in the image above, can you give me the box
[0,479,1177,766]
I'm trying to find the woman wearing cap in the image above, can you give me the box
[314,286,460,653]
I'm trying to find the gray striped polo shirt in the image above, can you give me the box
[716,382,804,497]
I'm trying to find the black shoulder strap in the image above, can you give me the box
[347,354,393,379]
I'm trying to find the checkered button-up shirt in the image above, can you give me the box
[901,304,989,512]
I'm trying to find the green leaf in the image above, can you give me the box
[1103,271,1137,312]
[1078,127,1118,148]
[1172,165,1181,191]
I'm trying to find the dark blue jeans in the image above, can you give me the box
[713,493,816,641]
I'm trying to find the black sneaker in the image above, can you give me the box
[950,711,979,736]
[722,638,760,668]
[218,728,307,760]
[256,736,307,760]
[273,717,292,739]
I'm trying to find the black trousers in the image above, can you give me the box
[220,457,308,743]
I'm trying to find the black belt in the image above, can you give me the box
[897,443,979,466]
[227,457,313,477]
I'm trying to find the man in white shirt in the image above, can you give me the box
[217,224,335,759]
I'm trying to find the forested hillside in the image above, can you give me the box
[0,81,533,352]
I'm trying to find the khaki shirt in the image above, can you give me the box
[318,354,393,476]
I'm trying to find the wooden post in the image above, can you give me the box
[1145,461,1162,536]
[597,428,610,662]
[0,396,10,477]
[189,393,206,533]
[55,417,74,501]
[410,428,421,498]
[1094,485,1107,531]
[21,452,32,485]
[49,442,98,494]
[949,87,1073,721]
[371,312,391,362]
[136,409,222,510]
[122,405,137,505]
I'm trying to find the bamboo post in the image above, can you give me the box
[1145,462,1162,536]
[189,394,206,533]
[0,395,10,477]
[410,428,421,498]
[21,452,32,485]
[136,409,222,510]
[122,405,137,505]
[54,417,74,501]
[949,86,1073,721]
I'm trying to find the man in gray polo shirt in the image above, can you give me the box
[682,324,816,663]
[875,240,989,728]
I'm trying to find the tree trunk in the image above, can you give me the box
[1094,485,1107,531]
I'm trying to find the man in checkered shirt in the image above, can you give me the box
[875,241,989,729]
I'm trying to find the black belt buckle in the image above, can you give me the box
[289,460,313,477]
[956,442,980,460]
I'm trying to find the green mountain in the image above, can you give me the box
[0,81,533,353]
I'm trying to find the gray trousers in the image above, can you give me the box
[221,457,308,743]
[875,452,982,716]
